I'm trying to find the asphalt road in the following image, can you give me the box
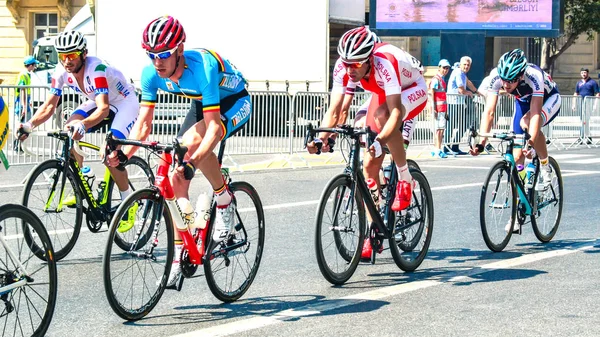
[2,147,600,337]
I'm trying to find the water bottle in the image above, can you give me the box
[516,164,526,182]
[81,166,95,188]
[524,163,535,189]
[383,164,392,183]
[193,192,212,229]
[177,197,195,229]
[366,178,383,210]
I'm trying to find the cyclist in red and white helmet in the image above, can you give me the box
[308,26,428,259]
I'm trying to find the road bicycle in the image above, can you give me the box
[20,130,154,260]
[102,134,265,321]
[306,124,434,285]
[0,203,57,337]
[469,129,564,252]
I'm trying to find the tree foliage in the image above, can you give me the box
[541,0,600,75]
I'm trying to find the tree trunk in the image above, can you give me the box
[540,34,579,77]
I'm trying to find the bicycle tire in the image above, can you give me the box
[388,169,434,272]
[22,159,83,261]
[204,181,265,302]
[480,161,516,252]
[103,188,173,321]
[0,203,58,337]
[407,159,421,172]
[531,156,563,243]
[108,156,156,251]
[314,174,366,285]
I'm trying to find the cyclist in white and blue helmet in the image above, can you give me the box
[472,48,561,212]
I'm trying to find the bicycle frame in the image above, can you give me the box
[502,144,536,216]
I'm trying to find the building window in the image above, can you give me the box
[525,38,542,66]
[34,13,58,40]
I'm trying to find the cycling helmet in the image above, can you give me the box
[497,49,528,81]
[142,16,186,51]
[337,26,377,61]
[55,31,87,53]
[23,55,38,66]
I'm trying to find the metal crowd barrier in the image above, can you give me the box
[1,84,599,167]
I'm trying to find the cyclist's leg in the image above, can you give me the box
[105,95,140,193]
[532,93,561,161]
[512,99,530,167]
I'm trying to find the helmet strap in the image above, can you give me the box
[168,49,183,79]
[73,53,86,74]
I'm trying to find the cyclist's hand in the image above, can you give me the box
[306,138,323,154]
[176,161,196,180]
[66,121,86,141]
[469,143,484,156]
[15,122,33,141]
[368,138,383,158]
[522,143,536,159]
[106,150,128,168]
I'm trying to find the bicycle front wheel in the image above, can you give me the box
[22,159,83,261]
[480,161,516,252]
[314,174,365,285]
[103,188,173,321]
[204,181,265,303]
[0,204,57,337]
[531,156,563,242]
[388,169,434,272]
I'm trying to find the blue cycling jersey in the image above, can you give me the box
[140,49,246,114]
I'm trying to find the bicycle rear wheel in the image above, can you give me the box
[388,169,434,272]
[0,204,57,337]
[531,157,563,242]
[314,174,365,285]
[103,188,173,321]
[204,181,265,302]
[22,159,83,261]
[108,156,155,251]
[480,161,516,252]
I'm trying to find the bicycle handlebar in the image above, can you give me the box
[24,129,88,158]
[104,132,188,167]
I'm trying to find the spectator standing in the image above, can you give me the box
[446,56,482,154]
[573,67,599,144]
[13,56,38,152]
[428,59,451,158]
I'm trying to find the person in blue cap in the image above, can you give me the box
[428,59,451,158]
[13,55,39,152]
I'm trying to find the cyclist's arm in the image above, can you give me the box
[378,94,403,143]
[28,95,60,127]
[317,91,345,140]
[477,93,499,146]
[122,103,155,158]
[527,95,544,145]
[79,94,110,129]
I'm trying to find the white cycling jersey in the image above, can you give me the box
[487,64,559,102]
[50,56,136,103]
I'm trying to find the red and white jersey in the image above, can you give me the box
[360,43,424,97]
[50,56,135,104]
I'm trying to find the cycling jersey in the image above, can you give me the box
[140,49,250,139]
[487,64,558,102]
[487,64,561,133]
[50,56,136,103]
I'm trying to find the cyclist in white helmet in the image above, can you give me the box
[16,30,140,231]
[308,26,428,259]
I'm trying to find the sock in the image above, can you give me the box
[119,186,133,201]
[540,157,550,170]
[396,163,411,182]
[214,183,232,206]
[174,240,183,263]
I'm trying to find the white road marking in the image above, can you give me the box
[171,240,598,337]
[562,158,600,164]
[549,154,594,159]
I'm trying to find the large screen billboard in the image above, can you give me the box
[371,0,563,37]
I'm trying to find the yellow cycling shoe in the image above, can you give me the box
[117,202,139,233]
[63,194,77,207]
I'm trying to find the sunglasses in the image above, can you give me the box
[342,60,368,69]
[501,78,520,84]
[442,66,450,70]
[146,46,178,60]
[58,51,82,62]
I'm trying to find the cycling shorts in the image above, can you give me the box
[178,90,252,140]
[71,94,139,139]
[513,91,561,135]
